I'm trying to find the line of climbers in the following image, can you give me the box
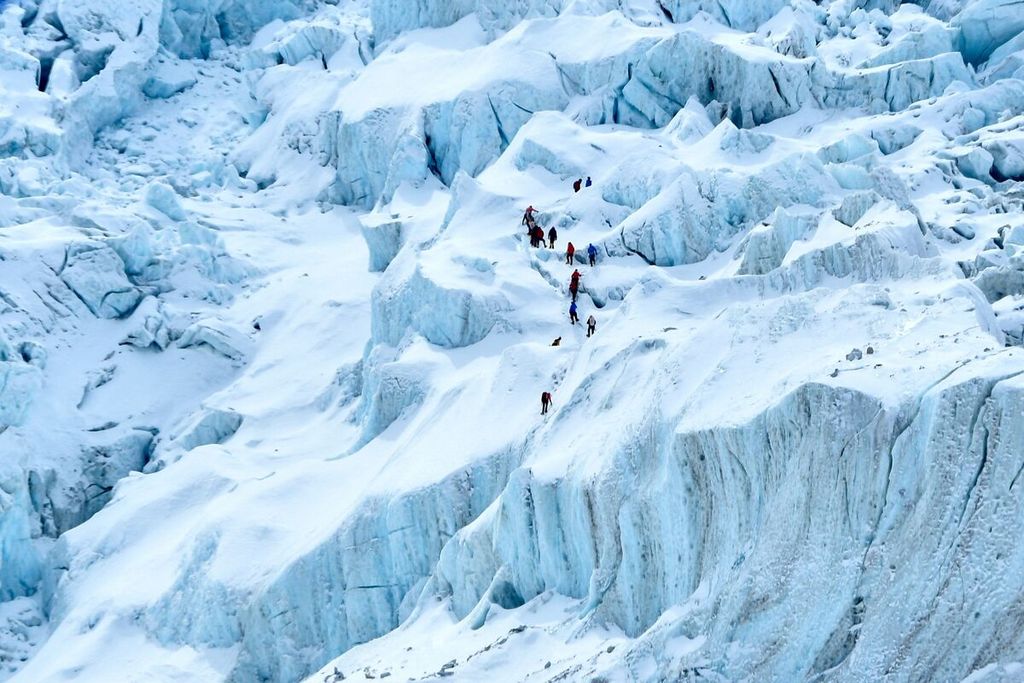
[524,203,600,415]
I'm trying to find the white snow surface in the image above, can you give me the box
[2,0,1024,681]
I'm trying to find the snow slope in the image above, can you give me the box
[2,0,1024,681]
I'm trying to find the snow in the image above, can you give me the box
[1,1,1024,683]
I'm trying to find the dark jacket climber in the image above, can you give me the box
[587,243,597,266]
[548,227,557,250]
[541,391,553,414]
[569,301,579,325]
[566,242,575,265]
[586,314,596,337]
[533,225,546,248]
[551,337,562,347]
[573,178,582,192]
[585,176,592,187]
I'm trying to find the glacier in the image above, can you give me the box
[1,0,1024,681]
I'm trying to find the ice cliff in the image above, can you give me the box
[2,0,1024,681]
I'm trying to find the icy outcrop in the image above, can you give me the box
[60,244,143,319]
[121,298,175,350]
[956,145,996,180]
[619,28,817,128]
[870,122,922,155]
[620,29,971,130]
[159,0,315,58]
[983,134,1024,180]
[736,206,819,275]
[147,408,243,471]
[370,255,512,348]
[662,0,788,31]
[955,0,1024,64]
[833,190,880,227]
[58,429,155,533]
[144,181,187,220]
[620,154,835,266]
[433,352,1024,681]
[0,332,43,429]
[177,318,252,362]
[143,55,197,98]
[360,217,405,272]
[322,66,568,208]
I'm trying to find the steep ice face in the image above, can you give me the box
[3,1,1024,683]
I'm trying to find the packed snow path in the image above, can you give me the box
[3,1,1024,682]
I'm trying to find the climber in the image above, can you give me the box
[571,268,582,284]
[566,242,575,265]
[585,176,592,188]
[573,178,582,193]
[534,225,546,248]
[551,337,562,347]
[569,300,579,325]
[569,280,579,302]
[522,205,536,226]
[541,391,553,415]
[587,243,598,267]
[548,226,558,250]
[586,314,597,337]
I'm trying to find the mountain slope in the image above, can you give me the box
[2,0,1024,681]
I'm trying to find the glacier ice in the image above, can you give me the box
[60,244,143,319]
[2,0,1024,682]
